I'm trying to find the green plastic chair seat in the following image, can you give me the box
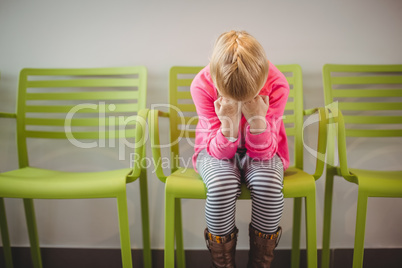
[0,167,131,199]
[283,168,317,198]
[166,167,316,200]
[165,168,206,199]
[348,168,402,197]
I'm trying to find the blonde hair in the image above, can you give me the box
[210,30,269,101]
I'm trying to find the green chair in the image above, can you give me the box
[149,65,328,268]
[0,67,152,268]
[321,64,402,268]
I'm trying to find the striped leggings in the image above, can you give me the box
[196,149,284,236]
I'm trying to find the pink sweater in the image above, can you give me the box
[190,61,290,171]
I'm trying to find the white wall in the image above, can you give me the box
[0,0,401,250]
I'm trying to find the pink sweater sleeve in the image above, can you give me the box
[191,71,240,160]
[244,70,289,160]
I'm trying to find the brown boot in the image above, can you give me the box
[247,224,282,268]
[204,227,238,268]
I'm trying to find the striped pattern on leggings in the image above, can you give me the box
[196,149,284,236]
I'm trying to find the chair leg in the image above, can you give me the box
[116,193,133,268]
[0,198,13,268]
[305,193,317,268]
[321,169,335,268]
[175,198,186,268]
[23,199,42,268]
[352,191,368,268]
[291,197,302,268]
[139,170,152,268]
[165,192,176,268]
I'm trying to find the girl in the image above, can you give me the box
[190,30,289,268]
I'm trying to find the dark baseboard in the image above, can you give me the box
[0,247,401,267]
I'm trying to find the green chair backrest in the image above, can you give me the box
[16,67,147,168]
[323,64,402,138]
[168,64,304,171]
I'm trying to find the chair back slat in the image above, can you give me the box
[25,129,136,139]
[333,89,402,98]
[26,78,140,88]
[26,91,140,101]
[343,115,402,124]
[25,117,137,127]
[330,76,402,85]
[288,89,295,98]
[25,103,139,113]
[345,129,402,137]
[338,102,402,111]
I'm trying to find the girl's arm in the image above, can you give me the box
[191,84,240,160]
[244,79,289,160]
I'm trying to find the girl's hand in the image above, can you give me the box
[242,95,269,134]
[214,97,241,138]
